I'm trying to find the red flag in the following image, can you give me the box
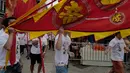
[68,0,130,32]
[12,9,56,31]
[6,0,36,17]
[9,32,16,66]
[13,0,36,18]
[12,0,58,31]
[11,0,88,31]
[11,0,130,32]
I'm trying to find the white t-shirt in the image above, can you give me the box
[31,37,48,54]
[42,36,48,46]
[28,41,32,45]
[48,34,55,41]
[18,33,27,45]
[109,37,126,61]
[31,38,40,54]
[0,29,9,66]
[0,29,20,66]
[44,34,49,40]
[16,33,21,62]
[55,34,71,65]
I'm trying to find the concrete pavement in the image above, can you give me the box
[22,49,130,73]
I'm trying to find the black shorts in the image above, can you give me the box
[30,53,42,65]
[5,62,21,73]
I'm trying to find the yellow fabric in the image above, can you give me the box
[5,51,10,69]
[120,29,130,38]
[93,31,117,41]
[101,0,121,5]
[28,31,114,40]
[19,30,90,40]
[15,28,130,41]
[29,31,57,40]
[8,0,46,27]
[23,0,28,3]
[54,0,67,12]
[66,30,91,38]
[33,7,52,22]
[33,0,67,22]
[59,1,83,24]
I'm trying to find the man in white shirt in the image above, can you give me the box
[18,32,27,55]
[107,32,130,73]
[30,36,47,73]
[48,32,55,51]
[41,35,48,54]
[55,27,71,73]
[0,17,22,73]
[123,38,130,64]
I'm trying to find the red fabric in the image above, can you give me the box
[6,0,10,8]
[110,61,124,73]
[13,9,57,31]
[13,0,36,18]
[39,38,45,73]
[9,32,16,66]
[68,0,130,32]
[11,0,130,32]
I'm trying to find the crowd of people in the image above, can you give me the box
[0,17,72,73]
[0,17,130,73]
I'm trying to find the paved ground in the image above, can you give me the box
[22,49,130,73]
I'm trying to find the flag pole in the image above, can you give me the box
[39,37,45,73]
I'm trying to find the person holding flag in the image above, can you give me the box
[0,17,23,73]
[55,27,71,73]
[30,35,47,73]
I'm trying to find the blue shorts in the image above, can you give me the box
[56,66,68,73]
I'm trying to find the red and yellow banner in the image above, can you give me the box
[11,0,130,31]
[5,0,130,69]
[7,0,130,40]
